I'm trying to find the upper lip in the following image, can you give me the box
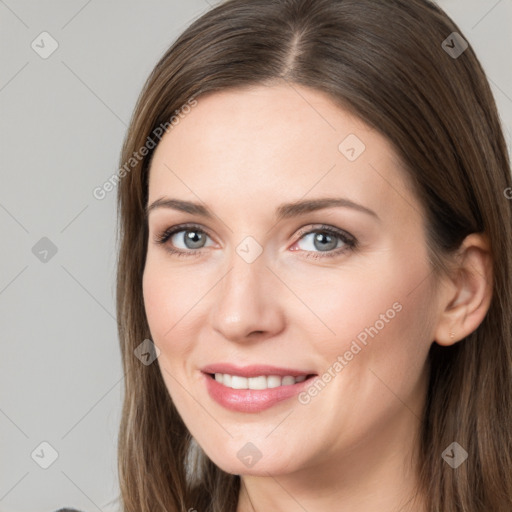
[201,363,316,378]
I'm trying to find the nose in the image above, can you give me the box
[209,248,285,344]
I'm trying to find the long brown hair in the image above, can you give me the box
[115,0,512,510]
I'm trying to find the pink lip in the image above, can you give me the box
[201,364,317,413]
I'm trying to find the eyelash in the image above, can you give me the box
[154,223,358,260]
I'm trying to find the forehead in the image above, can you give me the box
[147,84,421,226]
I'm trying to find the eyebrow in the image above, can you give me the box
[145,197,379,221]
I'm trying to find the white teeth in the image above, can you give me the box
[213,373,308,390]
[267,375,282,388]
[231,375,248,389]
[248,376,267,390]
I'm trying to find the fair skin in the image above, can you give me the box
[142,82,492,512]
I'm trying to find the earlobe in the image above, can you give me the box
[433,233,493,347]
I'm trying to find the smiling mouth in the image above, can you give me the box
[207,372,317,390]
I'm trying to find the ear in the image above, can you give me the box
[433,233,493,346]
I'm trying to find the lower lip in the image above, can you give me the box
[203,373,316,413]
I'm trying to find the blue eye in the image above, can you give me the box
[292,225,357,259]
[154,223,357,259]
[155,224,213,256]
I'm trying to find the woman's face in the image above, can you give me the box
[143,83,441,478]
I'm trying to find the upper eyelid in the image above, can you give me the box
[295,224,354,240]
[155,223,215,242]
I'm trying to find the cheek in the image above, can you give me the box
[281,259,410,350]
[142,257,200,351]
[142,261,199,406]
[293,249,434,393]
[289,266,434,454]
[142,266,170,342]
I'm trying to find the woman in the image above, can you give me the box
[115,0,512,510]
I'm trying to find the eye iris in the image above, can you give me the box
[314,232,338,251]
[184,230,205,249]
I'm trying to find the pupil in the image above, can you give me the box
[314,232,336,251]
[185,231,204,249]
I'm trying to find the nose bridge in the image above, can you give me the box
[210,243,282,341]
[219,247,267,319]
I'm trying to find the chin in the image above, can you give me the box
[206,446,301,477]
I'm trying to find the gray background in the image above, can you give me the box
[0,1,510,511]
